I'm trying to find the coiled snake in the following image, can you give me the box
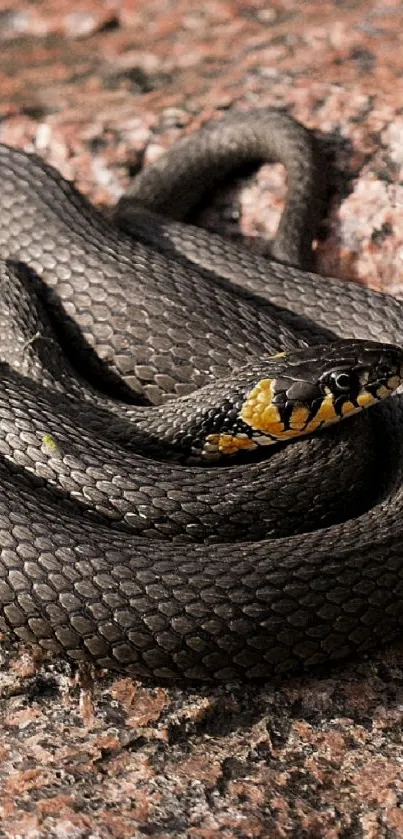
[0,109,403,681]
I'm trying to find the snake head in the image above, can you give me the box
[202,339,403,459]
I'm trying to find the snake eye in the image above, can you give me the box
[375,364,393,380]
[328,370,352,392]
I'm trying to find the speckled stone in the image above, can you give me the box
[1,1,403,837]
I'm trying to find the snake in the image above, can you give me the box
[0,108,403,681]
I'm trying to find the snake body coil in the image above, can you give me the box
[0,109,402,681]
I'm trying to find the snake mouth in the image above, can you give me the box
[202,340,403,459]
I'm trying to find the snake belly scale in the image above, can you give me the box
[0,109,402,681]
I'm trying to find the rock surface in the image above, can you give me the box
[1,1,403,836]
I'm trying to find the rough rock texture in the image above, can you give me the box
[1,1,403,837]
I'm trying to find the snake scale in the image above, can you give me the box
[0,108,403,681]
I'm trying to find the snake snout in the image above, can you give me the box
[360,343,403,399]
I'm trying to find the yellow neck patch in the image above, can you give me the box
[239,376,383,441]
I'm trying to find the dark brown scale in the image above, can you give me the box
[0,109,401,681]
